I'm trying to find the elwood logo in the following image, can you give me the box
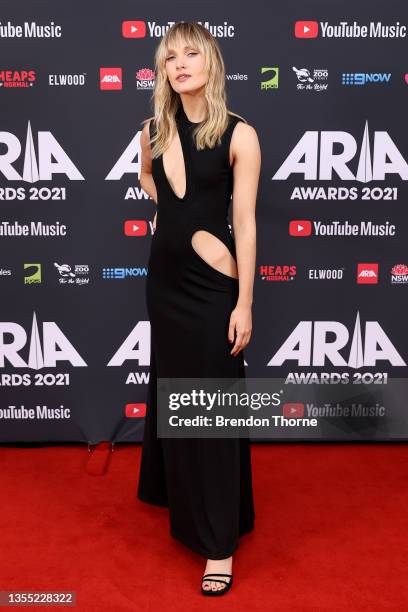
[0,122,85,182]
[100,67,122,90]
[0,312,87,369]
[272,121,408,182]
[268,312,406,368]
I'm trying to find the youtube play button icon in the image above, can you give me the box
[124,220,148,236]
[289,220,312,236]
[122,21,146,38]
[294,21,318,38]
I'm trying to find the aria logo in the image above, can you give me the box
[357,263,378,284]
[0,312,87,369]
[0,121,85,182]
[268,312,406,368]
[272,121,408,182]
[100,67,122,90]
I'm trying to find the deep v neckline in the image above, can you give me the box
[161,122,188,201]
[160,105,203,202]
[161,107,190,202]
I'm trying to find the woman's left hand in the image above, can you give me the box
[228,303,252,356]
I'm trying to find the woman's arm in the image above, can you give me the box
[140,120,158,230]
[228,121,261,356]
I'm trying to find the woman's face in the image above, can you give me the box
[164,39,208,94]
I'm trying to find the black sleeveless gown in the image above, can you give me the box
[137,103,255,559]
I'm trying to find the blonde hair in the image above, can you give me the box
[143,21,246,158]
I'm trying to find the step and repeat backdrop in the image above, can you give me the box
[1,1,408,442]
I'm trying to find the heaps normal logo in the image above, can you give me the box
[0,69,36,88]
[0,121,84,182]
[268,312,406,368]
[0,312,87,369]
[272,121,408,182]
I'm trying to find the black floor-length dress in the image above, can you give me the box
[137,102,255,559]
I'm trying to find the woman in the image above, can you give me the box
[137,21,261,596]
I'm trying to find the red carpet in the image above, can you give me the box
[1,442,407,611]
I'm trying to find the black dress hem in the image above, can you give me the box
[170,520,255,560]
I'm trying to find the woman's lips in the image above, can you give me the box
[176,75,190,82]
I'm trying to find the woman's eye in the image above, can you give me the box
[166,52,197,60]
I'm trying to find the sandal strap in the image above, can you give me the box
[202,578,229,585]
[202,573,232,583]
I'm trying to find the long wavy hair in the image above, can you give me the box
[143,21,246,158]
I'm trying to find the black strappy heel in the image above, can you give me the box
[201,573,233,596]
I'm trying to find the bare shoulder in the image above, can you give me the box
[228,113,260,165]
[140,116,155,171]
[141,115,154,144]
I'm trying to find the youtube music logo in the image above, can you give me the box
[294,21,319,38]
[122,21,146,38]
[289,220,312,236]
